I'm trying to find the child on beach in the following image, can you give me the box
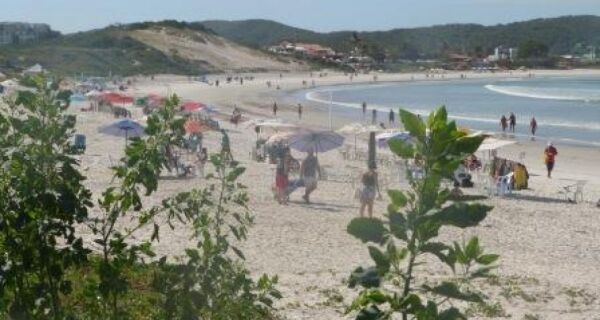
[359,164,381,218]
[544,142,558,178]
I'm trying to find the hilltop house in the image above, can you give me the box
[22,64,45,76]
[488,46,518,62]
[268,41,338,60]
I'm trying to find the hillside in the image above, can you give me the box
[203,15,600,59]
[0,22,304,76]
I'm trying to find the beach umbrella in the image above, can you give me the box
[85,90,102,97]
[287,130,344,153]
[376,131,412,148]
[184,118,212,134]
[265,131,299,145]
[99,118,145,145]
[181,101,206,113]
[337,122,383,154]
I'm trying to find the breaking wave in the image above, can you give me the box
[485,84,600,102]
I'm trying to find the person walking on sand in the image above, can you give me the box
[220,129,233,163]
[509,112,516,132]
[500,115,508,133]
[275,149,291,205]
[372,109,377,125]
[197,147,208,178]
[388,109,395,126]
[544,142,558,178]
[300,150,320,203]
[359,164,381,218]
[530,117,538,137]
[273,102,278,117]
[297,103,303,120]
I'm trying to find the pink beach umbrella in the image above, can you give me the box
[181,101,206,113]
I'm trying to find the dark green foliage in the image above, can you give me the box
[0,76,91,319]
[518,39,550,59]
[0,78,281,319]
[204,15,600,60]
[346,106,498,319]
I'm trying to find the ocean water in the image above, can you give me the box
[303,76,600,146]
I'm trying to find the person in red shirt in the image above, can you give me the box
[544,142,558,178]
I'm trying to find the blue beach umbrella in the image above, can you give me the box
[99,118,145,145]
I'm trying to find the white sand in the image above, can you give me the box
[73,69,600,319]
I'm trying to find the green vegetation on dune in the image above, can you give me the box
[0,27,207,76]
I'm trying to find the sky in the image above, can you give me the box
[3,0,600,34]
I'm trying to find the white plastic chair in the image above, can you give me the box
[560,181,585,203]
[496,173,513,196]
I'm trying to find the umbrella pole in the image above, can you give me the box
[125,129,129,147]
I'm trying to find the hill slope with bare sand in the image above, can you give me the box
[0,22,306,76]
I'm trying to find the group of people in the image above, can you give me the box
[271,101,304,120]
[500,112,538,137]
[274,147,321,205]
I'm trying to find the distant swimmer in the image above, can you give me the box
[509,112,516,132]
[500,115,508,132]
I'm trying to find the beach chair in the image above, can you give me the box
[72,134,86,154]
[559,181,585,203]
[495,173,513,196]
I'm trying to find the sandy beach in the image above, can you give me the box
[73,69,600,319]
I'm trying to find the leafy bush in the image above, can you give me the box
[0,77,280,319]
[346,106,499,319]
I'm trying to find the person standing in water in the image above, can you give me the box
[388,109,395,126]
[509,112,516,133]
[530,117,538,137]
[500,115,508,133]
[273,102,278,117]
[362,102,367,120]
[544,142,558,178]
[297,103,303,120]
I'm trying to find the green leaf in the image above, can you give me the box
[416,301,438,320]
[431,203,492,228]
[420,242,450,263]
[400,109,426,140]
[348,266,381,289]
[388,139,414,159]
[347,218,386,244]
[439,307,467,320]
[464,237,482,259]
[356,305,383,320]
[423,282,483,303]
[476,254,499,265]
[387,190,408,207]
[388,212,408,241]
[368,246,390,274]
